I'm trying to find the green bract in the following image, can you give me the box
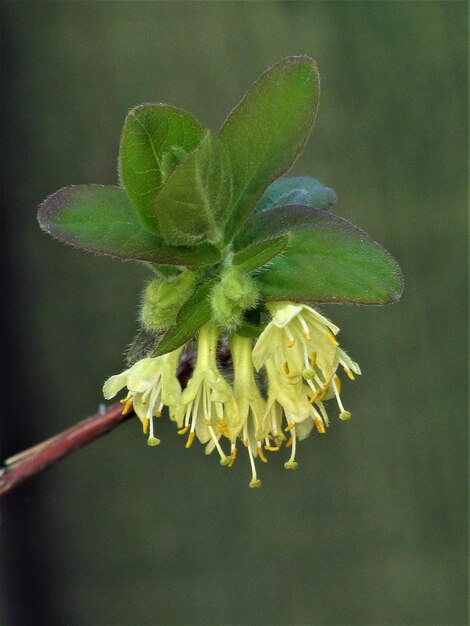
[38,55,403,359]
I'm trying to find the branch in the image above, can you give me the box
[0,402,135,497]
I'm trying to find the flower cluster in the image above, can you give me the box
[104,302,360,487]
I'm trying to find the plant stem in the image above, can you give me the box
[0,402,134,497]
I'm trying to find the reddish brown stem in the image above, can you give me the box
[0,402,135,497]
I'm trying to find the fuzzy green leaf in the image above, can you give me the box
[153,131,233,246]
[152,280,217,356]
[235,205,403,305]
[119,104,203,233]
[220,56,320,242]
[38,185,221,267]
[256,176,337,212]
[232,235,289,273]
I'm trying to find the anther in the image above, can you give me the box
[257,447,268,463]
[344,367,355,380]
[309,351,317,367]
[283,361,290,375]
[326,332,339,346]
[309,389,321,404]
[185,432,195,448]
[155,410,162,418]
[178,426,189,435]
[334,375,342,394]
[314,417,326,433]
[142,417,150,435]
[265,445,280,452]
[285,436,293,448]
[121,398,133,415]
[284,422,296,432]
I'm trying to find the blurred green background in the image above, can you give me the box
[1,2,467,625]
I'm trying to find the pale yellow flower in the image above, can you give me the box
[103,348,183,445]
[175,323,238,466]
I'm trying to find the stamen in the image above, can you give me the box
[228,444,238,467]
[284,327,295,348]
[314,416,326,434]
[344,367,355,380]
[257,447,268,463]
[178,426,189,435]
[247,445,262,488]
[309,351,317,367]
[120,393,131,404]
[334,375,342,394]
[298,314,311,340]
[326,332,339,346]
[185,432,195,448]
[284,422,296,432]
[285,436,293,448]
[309,389,321,404]
[155,409,162,418]
[207,423,229,465]
[121,398,134,415]
[284,426,298,470]
[142,417,150,435]
[283,361,290,375]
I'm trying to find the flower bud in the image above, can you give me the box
[140,270,196,330]
[211,267,259,329]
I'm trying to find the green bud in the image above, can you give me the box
[141,270,196,330]
[211,267,259,329]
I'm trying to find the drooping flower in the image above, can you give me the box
[228,334,267,488]
[252,301,361,467]
[103,348,183,445]
[174,323,238,466]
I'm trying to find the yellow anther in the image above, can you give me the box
[326,332,339,346]
[185,432,195,448]
[287,337,295,348]
[142,417,150,435]
[121,398,134,415]
[284,422,296,432]
[309,351,317,367]
[178,426,189,435]
[314,417,326,434]
[265,445,280,452]
[344,367,356,381]
[283,361,290,375]
[242,439,249,448]
[285,436,293,448]
[119,393,131,404]
[334,375,342,394]
[257,447,268,463]
[155,410,162,418]
[228,446,238,466]
[141,397,147,405]
[303,330,311,341]
[204,419,212,426]
[309,389,321,404]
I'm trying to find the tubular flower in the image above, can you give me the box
[103,348,183,446]
[252,301,361,467]
[229,334,267,488]
[174,323,238,466]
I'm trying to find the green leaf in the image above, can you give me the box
[152,279,217,356]
[38,185,221,267]
[220,56,320,242]
[234,206,403,305]
[255,176,337,212]
[153,131,233,246]
[232,235,289,273]
[119,104,204,233]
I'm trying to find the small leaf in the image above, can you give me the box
[119,104,204,233]
[232,235,289,273]
[153,131,233,246]
[255,176,337,212]
[220,56,320,242]
[152,280,217,356]
[235,205,403,305]
[38,185,221,267]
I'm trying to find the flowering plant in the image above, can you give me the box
[38,56,402,487]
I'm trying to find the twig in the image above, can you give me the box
[0,402,135,498]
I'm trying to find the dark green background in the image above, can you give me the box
[1,2,467,625]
